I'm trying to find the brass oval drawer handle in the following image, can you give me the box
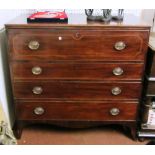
[32,66,42,75]
[114,41,126,51]
[111,87,122,95]
[113,67,124,76]
[32,86,43,95]
[28,41,40,50]
[34,107,45,115]
[110,108,120,116]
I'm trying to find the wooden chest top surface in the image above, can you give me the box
[5,14,150,29]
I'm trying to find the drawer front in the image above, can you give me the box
[13,81,141,100]
[9,29,147,61]
[12,62,144,81]
[16,101,138,121]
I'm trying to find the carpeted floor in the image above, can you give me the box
[17,124,148,145]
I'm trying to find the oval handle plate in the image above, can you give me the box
[28,40,40,50]
[110,108,120,116]
[32,86,43,95]
[111,87,122,95]
[34,107,45,115]
[113,67,124,76]
[114,41,126,51]
[32,66,42,75]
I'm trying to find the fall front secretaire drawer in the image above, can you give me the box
[8,29,148,61]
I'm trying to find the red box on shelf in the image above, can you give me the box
[27,11,68,23]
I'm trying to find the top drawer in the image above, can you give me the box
[8,29,148,61]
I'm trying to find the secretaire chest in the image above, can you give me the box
[5,14,150,140]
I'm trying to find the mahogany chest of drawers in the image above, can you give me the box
[5,14,150,140]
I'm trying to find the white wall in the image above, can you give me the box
[141,9,155,32]
[0,9,143,127]
[0,28,14,126]
[0,10,34,127]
